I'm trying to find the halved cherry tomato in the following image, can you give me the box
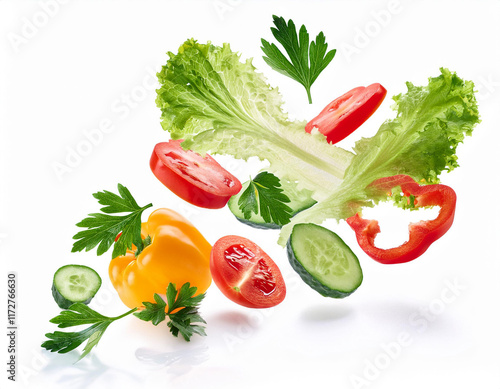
[305,83,387,144]
[210,235,286,308]
[150,140,242,209]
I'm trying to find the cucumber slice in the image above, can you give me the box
[228,176,316,229]
[51,265,102,309]
[287,223,363,298]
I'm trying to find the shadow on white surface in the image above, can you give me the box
[299,304,353,323]
[210,310,252,325]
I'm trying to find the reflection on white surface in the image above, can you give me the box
[36,350,141,389]
[135,344,210,373]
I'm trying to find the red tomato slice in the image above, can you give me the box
[305,83,387,144]
[150,140,242,209]
[210,236,286,308]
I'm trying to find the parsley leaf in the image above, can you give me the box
[133,294,167,326]
[41,303,137,361]
[238,172,293,226]
[261,15,336,103]
[71,184,153,258]
[134,282,207,342]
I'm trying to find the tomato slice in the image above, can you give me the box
[150,140,242,209]
[305,83,387,144]
[210,235,286,308]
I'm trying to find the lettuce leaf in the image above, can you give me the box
[156,41,480,246]
[156,39,353,200]
[278,68,480,244]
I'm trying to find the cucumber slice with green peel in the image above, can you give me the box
[228,176,316,229]
[51,265,102,309]
[287,223,363,298]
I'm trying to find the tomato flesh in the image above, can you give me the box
[224,244,277,295]
[150,140,242,209]
[306,83,387,144]
[210,236,286,308]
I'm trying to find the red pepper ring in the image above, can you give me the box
[346,175,457,264]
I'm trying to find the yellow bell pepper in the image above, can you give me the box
[109,208,212,309]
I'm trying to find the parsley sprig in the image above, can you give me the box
[41,303,138,361]
[261,15,336,104]
[134,283,207,341]
[71,184,153,259]
[42,283,206,361]
[238,171,293,226]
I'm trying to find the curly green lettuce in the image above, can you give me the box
[156,39,353,200]
[279,69,480,244]
[155,40,480,245]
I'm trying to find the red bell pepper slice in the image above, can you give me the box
[346,175,457,264]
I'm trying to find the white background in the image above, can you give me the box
[1,1,500,388]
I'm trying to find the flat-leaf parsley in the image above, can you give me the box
[261,15,336,103]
